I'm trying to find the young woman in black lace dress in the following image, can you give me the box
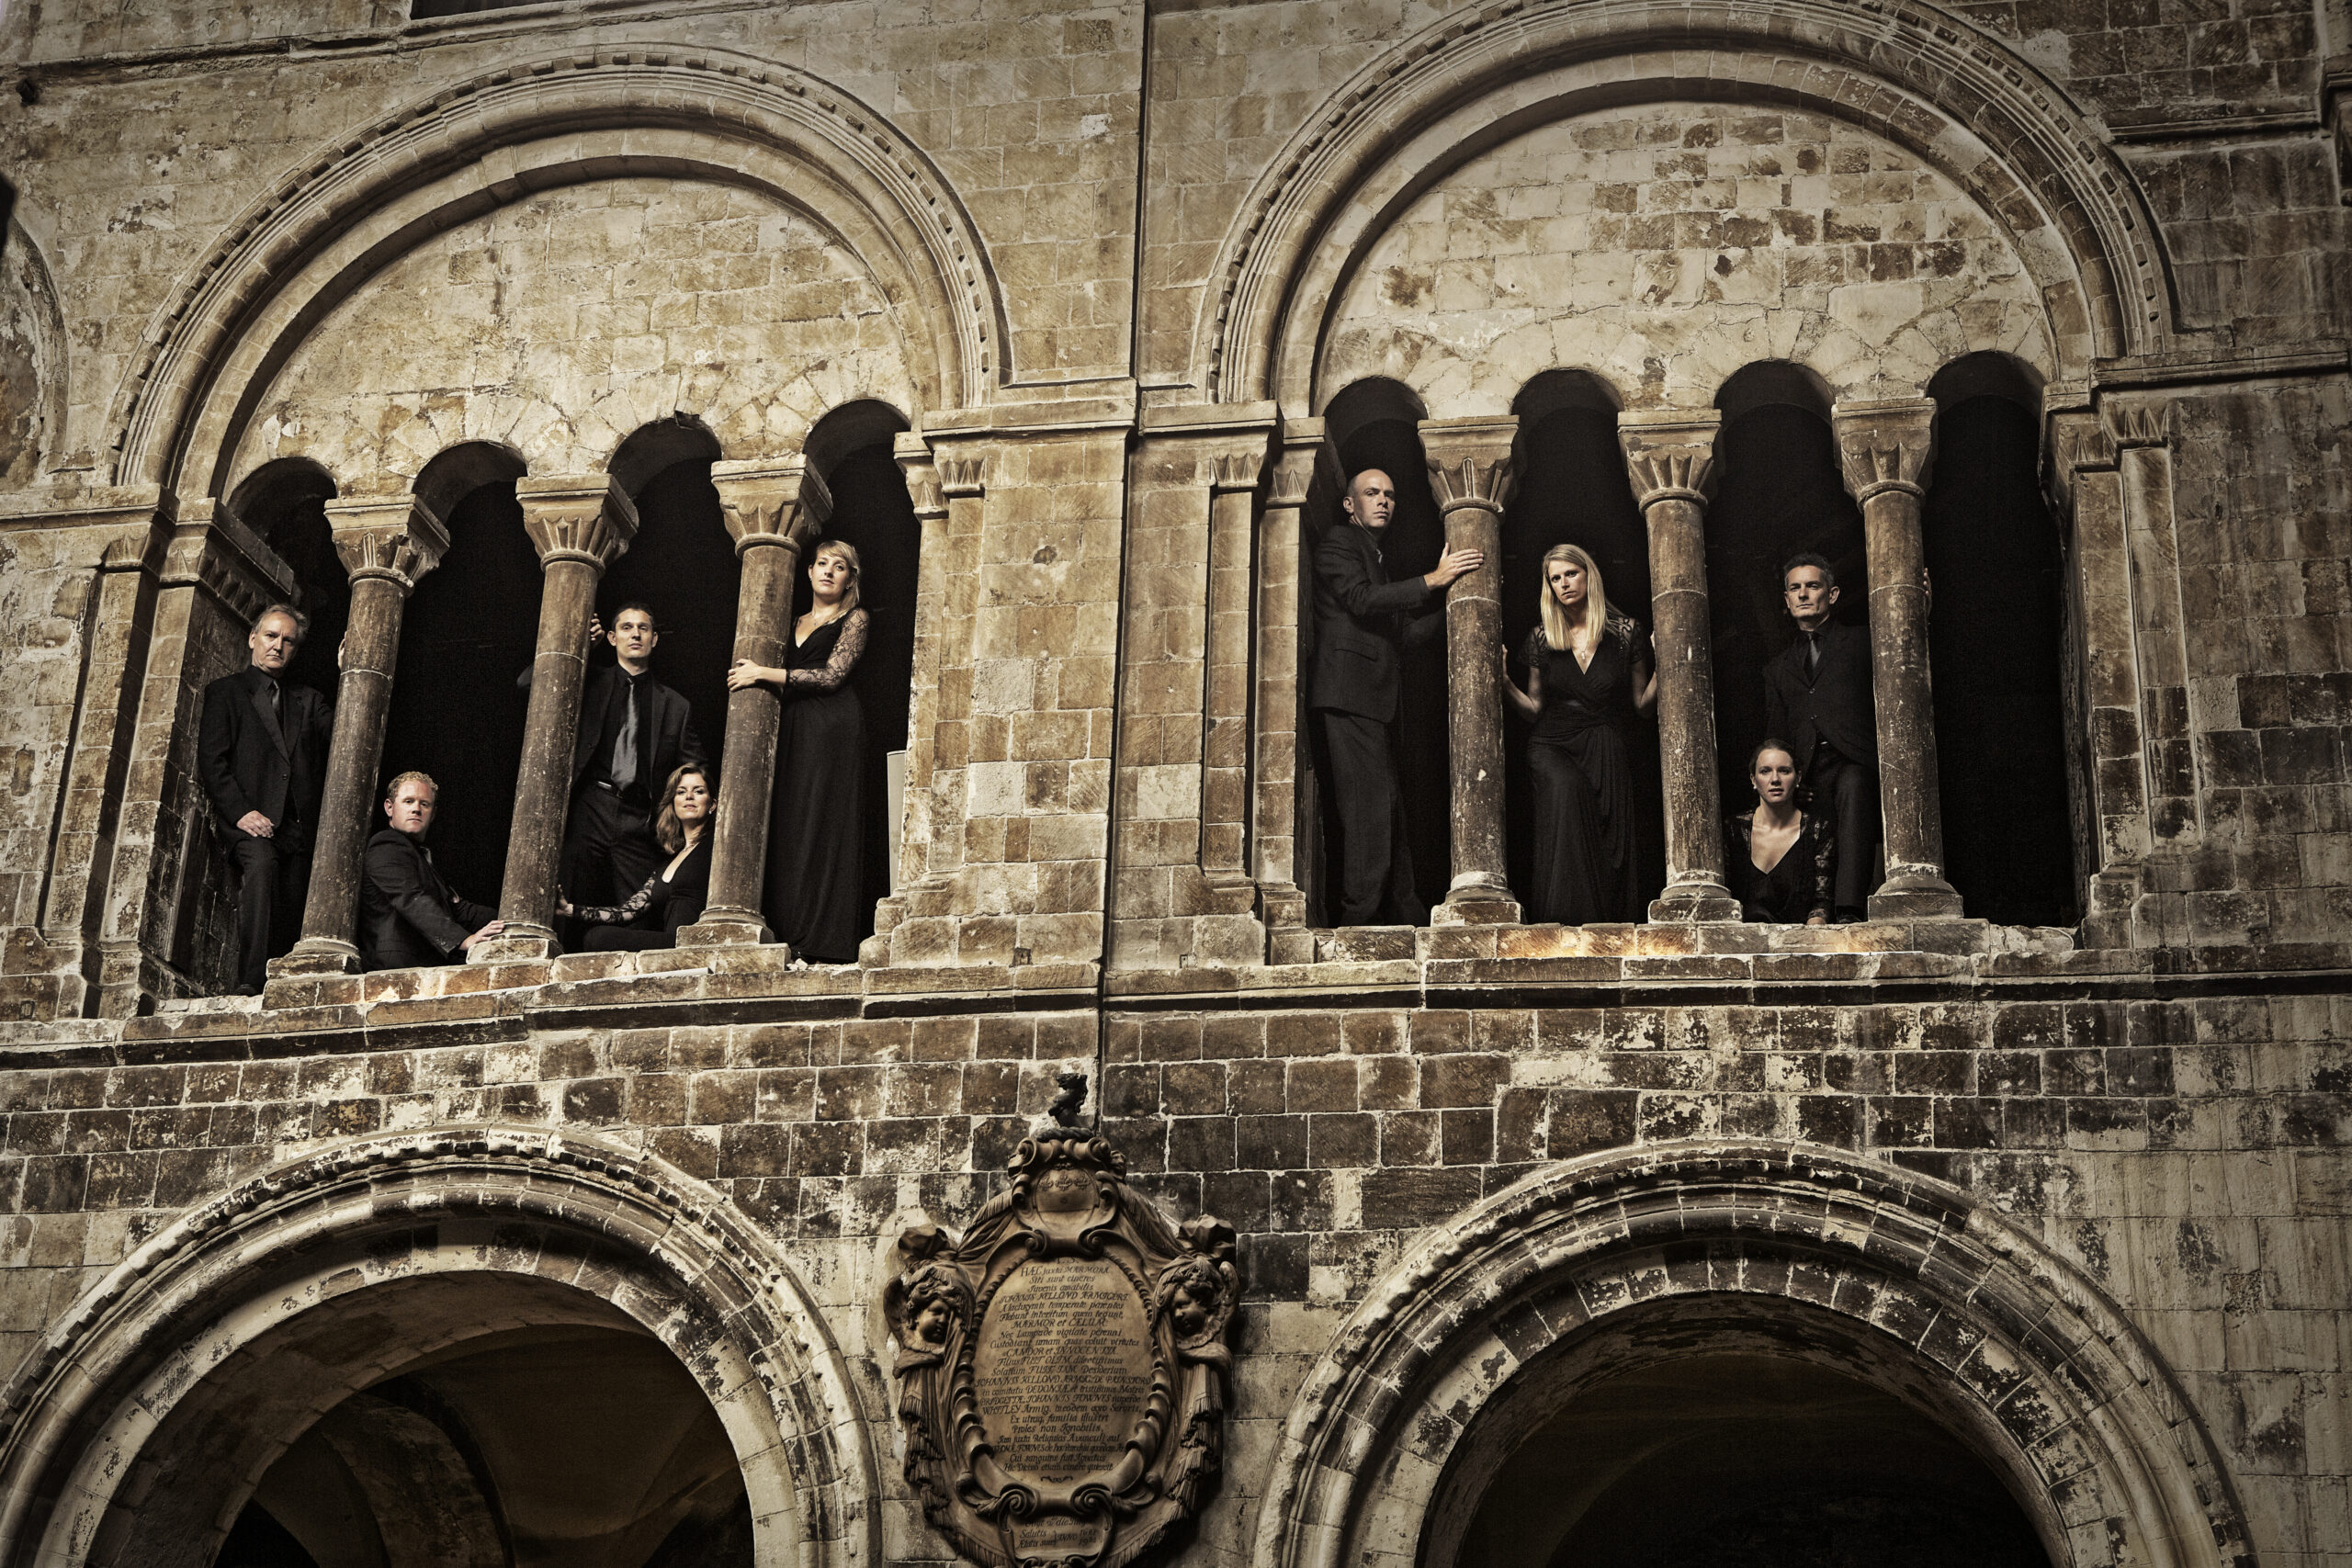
[725,539,869,962]
[1723,739,1836,925]
[1500,543,1657,924]
[560,764,714,949]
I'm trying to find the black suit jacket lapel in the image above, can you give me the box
[246,668,291,757]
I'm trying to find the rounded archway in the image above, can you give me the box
[0,1128,879,1568]
[1252,1143,2252,1568]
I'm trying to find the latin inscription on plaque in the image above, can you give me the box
[972,1258,1151,1483]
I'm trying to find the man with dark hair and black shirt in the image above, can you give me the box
[1761,553,1879,921]
[198,603,334,993]
[521,601,706,917]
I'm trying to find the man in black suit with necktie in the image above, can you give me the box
[520,601,706,914]
[1762,553,1879,921]
[1309,468,1483,926]
[359,772,503,970]
[198,603,334,992]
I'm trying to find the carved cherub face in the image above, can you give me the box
[912,1296,955,1346]
[1170,1281,1215,1339]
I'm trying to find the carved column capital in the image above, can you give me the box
[325,494,449,593]
[935,451,988,498]
[1210,447,1266,492]
[1832,397,1938,504]
[1265,420,1325,510]
[2102,400,2172,451]
[1617,412,1722,509]
[711,456,831,553]
[895,433,949,520]
[514,473,639,569]
[1419,415,1519,515]
[165,496,296,625]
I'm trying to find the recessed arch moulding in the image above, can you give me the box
[1250,1142,2253,1568]
[104,50,1008,502]
[1193,0,2176,414]
[0,1127,882,1568]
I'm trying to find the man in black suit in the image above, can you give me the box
[1762,553,1879,920]
[198,604,334,993]
[1310,468,1483,925]
[519,601,706,912]
[359,772,503,970]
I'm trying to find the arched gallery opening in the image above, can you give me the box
[1501,370,1666,916]
[379,444,539,910]
[1437,1344,2050,1568]
[1704,362,1867,820]
[804,400,922,935]
[1310,377,1453,922]
[1923,354,2075,927]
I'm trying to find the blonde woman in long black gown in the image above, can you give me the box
[726,539,869,962]
[1499,543,1657,924]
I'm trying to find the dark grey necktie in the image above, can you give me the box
[611,675,639,787]
[1804,632,1822,678]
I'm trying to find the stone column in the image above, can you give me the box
[1618,412,1738,923]
[678,457,831,948]
[272,496,450,977]
[1419,416,1521,926]
[1833,398,1962,919]
[474,474,639,962]
[2108,400,2202,848]
[1250,421,1323,951]
[872,437,950,937]
[1203,446,1265,891]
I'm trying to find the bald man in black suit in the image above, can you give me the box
[1761,554,1879,921]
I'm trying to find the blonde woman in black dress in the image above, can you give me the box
[725,539,869,962]
[1499,543,1657,924]
[1723,739,1836,924]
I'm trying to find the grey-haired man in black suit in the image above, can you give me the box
[1309,468,1483,926]
[1761,553,1879,921]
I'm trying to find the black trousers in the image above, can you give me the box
[228,834,310,992]
[1811,748,1882,917]
[560,784,663,911]
[1317,709,1427,927]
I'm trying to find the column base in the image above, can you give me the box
[675,906,775,948]
[470,927,559,963]
[1433,880,1521,927]
[1648,880,1741,923]
[268,937,364,978]
[1867,870,1964,920]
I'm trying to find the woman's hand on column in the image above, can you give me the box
[726,659,777,691]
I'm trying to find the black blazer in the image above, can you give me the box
[1308,523,1441,722]
[198,666,334,850]
[1762,621,1878,768]
[516,660,707,796]
[358,829,496,971]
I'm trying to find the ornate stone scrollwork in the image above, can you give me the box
[885,1105,1238,1568]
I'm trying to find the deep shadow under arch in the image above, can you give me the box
[227,458,346,704]
[598,457,741,781]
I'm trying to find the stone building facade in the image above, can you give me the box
[0,0,2346,1564]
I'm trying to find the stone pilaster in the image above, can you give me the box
[2107,400,2201,851]
[1834,398,1962,920]
[1619,412,1739,923]
[474,474,638,962]
[867,435,951,953]
[678,457,831,950]
[271,495,448,980]
[1250,421,1323,956]
[1419,416,1521,927]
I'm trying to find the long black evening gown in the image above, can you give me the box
[1521,616,1650,925]
[764,608,868,962]
[1722,809,1837,924]
[574,837,711,951]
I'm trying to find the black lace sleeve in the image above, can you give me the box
[1522,626,1550,669]
[574,870,661,927]
[1611,613,1653,668]
[1806,810,1837,922]
[783,608,869,694]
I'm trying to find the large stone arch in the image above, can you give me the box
[1251,1142,2251,1568]
[0,1126,879,1568]
[107,47,1008,494]
[0,212,69,488]
[1196,0,2176,407]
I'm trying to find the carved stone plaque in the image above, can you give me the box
[884,1119,1238,1568]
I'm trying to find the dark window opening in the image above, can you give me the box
[814,441,922,939]
[1500,401,1666,918]
[1703,403,1868,818]
[228,459,346,704]
[380,476,537,917]
[1923,394,2076,926]
[597,457,741,782]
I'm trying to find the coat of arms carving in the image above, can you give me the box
[883,1094,1238,1568]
